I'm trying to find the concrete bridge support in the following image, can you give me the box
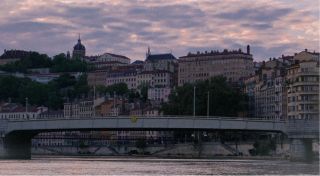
[290,138,314,162]
[0,132,34,159]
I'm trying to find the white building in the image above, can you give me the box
[0,103,47,120]
[64,100,94,118]
[286,50,319,119]
[106,70,137,89]
[137,70,173,88]
[148,87,171,102]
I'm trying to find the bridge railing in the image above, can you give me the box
[6,114,286,122]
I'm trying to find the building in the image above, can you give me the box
[144,49,177,73]
[137,70,173,88]
[178,45,254,86]
[0,102,47,120]
[87,70,109,87]
[106,69,138,89]
[0,49,31,65]
[147,87,171,103]
[144,49,178,86]
[244,75,256,117]
[286,49,319,119]
[252,59,289,120]
[95,53,130,64]
[72,35,86,59]
[84,53,130,69]
[64,100,94,118]
[94,97,125,116]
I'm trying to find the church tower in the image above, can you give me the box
[72,34,86,59]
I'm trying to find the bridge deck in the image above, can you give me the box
[4,116,286,134]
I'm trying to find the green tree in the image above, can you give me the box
[106,83,129,96]
[50,53,88,73]
[0,52,52,73]
[135,139,147,154]
[162,76,248,116]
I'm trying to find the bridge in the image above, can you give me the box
[0,116,318,160]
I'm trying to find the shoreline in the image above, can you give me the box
[31,154,289,161]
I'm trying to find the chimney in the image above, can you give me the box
[247,45,250,54]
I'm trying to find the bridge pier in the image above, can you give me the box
[0,133,33,159]
[290,138,314,162]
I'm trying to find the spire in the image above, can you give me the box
[78,33,81,42]
[146,46,151,58]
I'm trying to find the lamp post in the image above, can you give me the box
[207,91,210,117]
[193,86,196,117]
[25,97,28,113]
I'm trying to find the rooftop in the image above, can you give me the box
[180,48,251,58]
[146,53,176,62]
[0,49,32,59]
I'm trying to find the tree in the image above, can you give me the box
[135,139,147,154]
[0,52,52,73]
[161,76,248,116]
[50,53,88,73]
[106,83,129,96]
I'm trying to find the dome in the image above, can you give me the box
[74,39,85,50]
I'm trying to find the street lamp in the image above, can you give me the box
[207,91,210,117]
[193,86,196,117]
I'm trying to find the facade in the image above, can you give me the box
[106,69,138,89]
[72,35,86,59]
[95,98,124,116]
[84,53,130,69]
[244,75,256,117]
[87,70,108,86]
[96,53,130,64]
[147,87,171,102]
[286,50,319,119]
[0,49,31,65]
[253,59,289,119]
[137,70,173,88]
[0,103,47,120]
[64,100,94,118]
[178,46,254,86]
[144,50,177,73]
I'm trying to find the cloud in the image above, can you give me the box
[215,8,292,23]
[0,0,318,61]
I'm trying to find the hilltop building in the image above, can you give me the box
[72,35,86,59]
[0,49,31,65]
[178,45,254,86]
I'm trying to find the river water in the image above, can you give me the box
[0,156,318,175]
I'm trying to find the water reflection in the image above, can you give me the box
[0,157,318,175]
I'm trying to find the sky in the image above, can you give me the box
[0,0,319,61]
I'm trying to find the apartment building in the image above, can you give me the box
[253,59,289,119]
[179,46,254,86]
[64,100,94,118]
[286,50,319,119]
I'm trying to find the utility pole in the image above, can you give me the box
[193,86,196,117]
[113,91,116,116]
[93,85,96,117]
[207,91,210,117]
[25,97,28,119]
[25,97,28,113]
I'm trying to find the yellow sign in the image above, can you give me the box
[131,116,138,123]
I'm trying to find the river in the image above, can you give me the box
[0,156,318,175]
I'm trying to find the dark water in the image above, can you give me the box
[0,157,318,175]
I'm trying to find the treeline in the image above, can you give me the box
[0,74,90,109]
[161,76,248,116]
[0,52,88,73]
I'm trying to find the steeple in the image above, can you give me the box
[78,33,81,43]
[146,46,151,58]
[247,44,250,54]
